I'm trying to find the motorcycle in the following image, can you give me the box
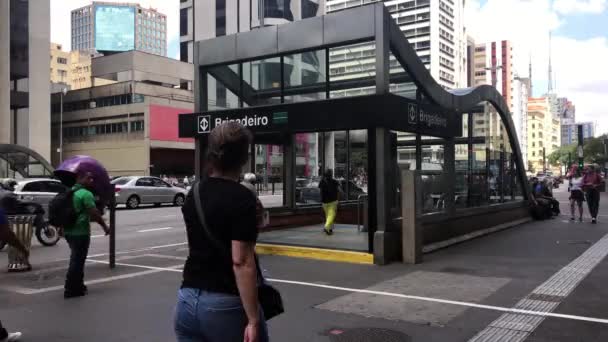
[0,201,61,251]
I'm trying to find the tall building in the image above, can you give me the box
[0,0,51,162]
[558,98,576,145]
[512,76,529,167]
[50,43,114,90]
[527,97,560,172]
[562,122,595,146]
[71,2,167,56]
[326,0,467,90]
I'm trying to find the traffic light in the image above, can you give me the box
[579,159,584,170]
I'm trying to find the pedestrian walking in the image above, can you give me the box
[583,165,604,224]
[319,169,342,235]
[175,122,270,342]
[0,206,27,341]
[63,171,110,298]
[241,173,258,197]
[569,168,585,222]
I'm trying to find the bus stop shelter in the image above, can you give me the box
[179,3,530,264]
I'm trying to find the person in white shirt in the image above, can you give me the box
[569,168,585,222]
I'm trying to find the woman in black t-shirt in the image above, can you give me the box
[174,122,268,342]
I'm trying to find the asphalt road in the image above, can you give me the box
[3,186,608,341]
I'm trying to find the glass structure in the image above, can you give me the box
[180,3,530,256]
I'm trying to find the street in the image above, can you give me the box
[2,187,608,341]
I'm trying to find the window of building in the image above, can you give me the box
[216,0,226,36]
[265,0,294,21]
[302,0,319,18]
[180,42,188,62]
[57,57,68,64]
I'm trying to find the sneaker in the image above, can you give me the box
[580,217,583,222]
[323,227,333,236]
[64,290,87,299]
[592,218,597,224]
[571,217,575,221]
[1,332,22,342]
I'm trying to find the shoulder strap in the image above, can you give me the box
[192,180,265,281]
[193,181,227,255]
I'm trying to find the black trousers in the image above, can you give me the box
[0,319,8,339]
[586,189,600,219]
[64,235,91,293]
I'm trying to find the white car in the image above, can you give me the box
[112,176,188,209]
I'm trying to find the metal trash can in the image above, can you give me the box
[7,215,35,272]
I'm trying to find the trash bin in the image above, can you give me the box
[7,215,35,272]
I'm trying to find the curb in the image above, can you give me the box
[256,243,373,265]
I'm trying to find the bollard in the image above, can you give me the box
[109,186,116,269]
[7,215,35,272]
[272,181,275,195]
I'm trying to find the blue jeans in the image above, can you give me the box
[174,288,269,342]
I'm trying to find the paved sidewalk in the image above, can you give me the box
[2,188,608,341]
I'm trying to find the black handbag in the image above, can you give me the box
[193,181,284,320]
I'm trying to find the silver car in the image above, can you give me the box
[13,178,68,219]
[112,176,188,209]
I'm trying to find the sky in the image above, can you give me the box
[51,0,606,135]
[466,0,608,135]
[50,0,180,59]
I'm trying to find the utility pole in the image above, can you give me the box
[543,147,546,173]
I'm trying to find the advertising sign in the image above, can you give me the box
[95,5,135,52]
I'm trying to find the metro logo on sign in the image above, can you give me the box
[198,115,211,133]
[408,104,417,124]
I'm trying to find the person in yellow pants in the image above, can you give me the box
[319,169,342,235]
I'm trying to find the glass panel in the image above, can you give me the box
[329,42,376,98]
[295,133,321,205]
[420,138,445,213]
[324,131,347,182]
[207,64,241,110]
[283,50,326,103]
[396,132,417,170]
[468,144,488,207]
[242,57,282,106]
[349,130,368,200]
[255,144,284,208]
[388,50,417,99]
[455,143,469,209]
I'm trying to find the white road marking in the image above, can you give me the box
[91,234,106,238]
[469,231,608,341]
[137,227,173,233]
[49,258,608,326]
[7,263,183,295]
[145,253,187,261]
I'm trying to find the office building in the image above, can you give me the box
[527,97,560,172]
[562,122,595,146]
[72,2,167,56]
[51,51,194,174]
[50,43,71,86]
[327,0,468,90]
[512,76,529,167]
[0,0,51,163]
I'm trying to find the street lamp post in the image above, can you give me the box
[59,87,67,163]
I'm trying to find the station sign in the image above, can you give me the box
[179,94,460,139]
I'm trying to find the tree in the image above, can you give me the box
[584,135,608,165]
[548,144,576,167]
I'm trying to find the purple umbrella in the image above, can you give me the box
[54,156,113,203]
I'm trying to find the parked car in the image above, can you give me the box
[112,176,188,209]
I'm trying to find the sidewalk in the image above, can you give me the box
[2,188,608,341]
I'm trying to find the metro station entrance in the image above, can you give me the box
[179,4,530,264]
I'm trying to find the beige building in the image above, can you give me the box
[51,51,194,176]
[527,97,561,173]
[50,43,115,90]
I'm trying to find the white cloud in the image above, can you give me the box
[553,0,607,14]
[466,0,608,135]
[50,0,179,57]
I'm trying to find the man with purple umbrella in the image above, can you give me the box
[53,156,111,299]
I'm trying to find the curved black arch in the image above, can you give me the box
[386,16,530,200]
[0,144,54,178]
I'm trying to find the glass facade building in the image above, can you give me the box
[71,2,167,57]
